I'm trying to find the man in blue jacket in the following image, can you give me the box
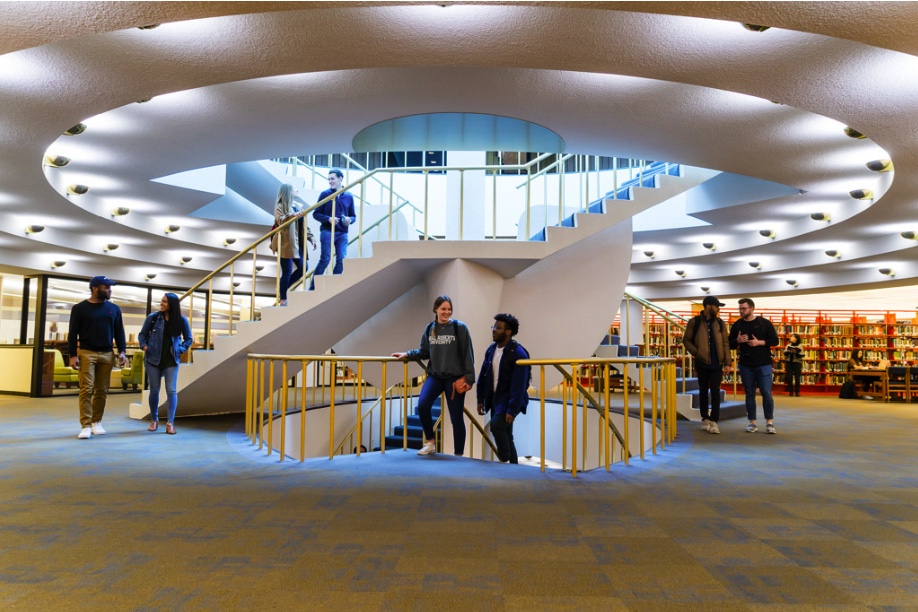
[477,313,531,464]
[311,168,356,288]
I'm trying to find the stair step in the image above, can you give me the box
[394,424,424,438]
[384,435,425,450]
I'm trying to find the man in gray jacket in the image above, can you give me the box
[682,296,732,434]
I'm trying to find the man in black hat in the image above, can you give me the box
[68,276,127,439]
[682,296,732,434]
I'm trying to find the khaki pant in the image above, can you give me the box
[78,349,114,427]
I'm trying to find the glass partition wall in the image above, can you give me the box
[0,272,269,398]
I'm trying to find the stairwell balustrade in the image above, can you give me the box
[245,353,677,477]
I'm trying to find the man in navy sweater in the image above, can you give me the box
[477,313,531,464]
[311,168,356,288]
[68,276,127,439]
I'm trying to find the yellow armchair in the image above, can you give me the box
[121,356,144,391]
[48,349,79,388]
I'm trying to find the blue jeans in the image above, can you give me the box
[739,364,774,421]
[416,375,467,455]
[278,255,304,300]
[147,362,179,423]
[489,411,517,463]
[312,228,348,286]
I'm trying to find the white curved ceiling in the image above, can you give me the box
[1,2,917,300]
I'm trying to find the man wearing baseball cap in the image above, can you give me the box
[68,276,127,439]
[682,296,732,434]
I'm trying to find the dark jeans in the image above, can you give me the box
[695,366,723,422]
[489,411,518,463]
[785,361,802,395]
[739,364,774,421]
[416,375,467,455]
[278,255,304,300]
[312,228,348,287]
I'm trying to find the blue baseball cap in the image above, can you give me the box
[89,276,117,288]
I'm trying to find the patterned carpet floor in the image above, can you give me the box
[0,392,916,610]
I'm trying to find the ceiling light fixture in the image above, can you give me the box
[165,224,181,234]
[223,238,237,247]
[144,273,157,281]
[700,286,710,294]
[50,260,66,270]
[844,127,866,139]
[786,279,798,287]
[825,250,841,259]
[103,243,119,252]
[900,231,917,240]
[849,189,874,200]
[137,24,160,30]
[181,256,193,265]
[232,281,242,288]
[879,268,895,277]
[866,159,893,172]
[643,250,655,258]
[25,224,45,234]
[742,23,770,32]
[749,262,761,270]
[44,155,71,168]
[111,207,130,217]
[675,270,686,278]
[64,123,86,136]
[759,229,775,239]
[702,242,716,251]
[67,184,89,195]
[810,212,831,222]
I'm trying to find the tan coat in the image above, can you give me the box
[271,204,300,259]
[682,315,732,367]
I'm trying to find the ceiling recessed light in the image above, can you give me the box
[44,155,71,168]
[786,279,798,287]
[144,274,157,281]
[702,242,716,251]
[25,225,45,234]
[849,189,874,200]
[879,268,895,277]
[825,250,841,259]
[224,238,237,247]
[810,212,830,222]
[165,224,181,234]
[675,270,686,277]
[50,260,66,269]
[232,281,242,288]
[111,207,130,217]
[844,127,866,139]
[67,184,89,195]
[255,265,265,273]
[749,262,761,270]
[742,23,770,32]
[181,256,193,265]
[64,123,86,136]
[900,231,917,240]
[103,243,119,252]
[643,250,655,258]
[759,229,775,239]
[700,286,710,293]
[866,159,893,172]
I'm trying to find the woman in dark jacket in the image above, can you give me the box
[138,293,194,434]
[784,333,804,396]
[392,295,475,457]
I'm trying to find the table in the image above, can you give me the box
[848,369,888,402]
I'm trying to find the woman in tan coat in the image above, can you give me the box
[272,183,305,306]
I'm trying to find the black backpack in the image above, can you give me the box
[838,380,856,399]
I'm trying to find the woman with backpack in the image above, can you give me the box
[392,295,475,456]
[138,293,194,435]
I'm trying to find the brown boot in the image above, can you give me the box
[166,422,176,435]
[148,420,158,432]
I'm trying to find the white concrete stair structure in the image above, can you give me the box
[131,166,713,420]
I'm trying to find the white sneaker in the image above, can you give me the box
[91,422,107,435]
[708,422,720,434]
[417,440,436,456]
[700,419,711,432]
[765,423,776,434]
[77,427,92,439]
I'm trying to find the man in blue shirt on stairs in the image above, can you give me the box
[311,168,356,289]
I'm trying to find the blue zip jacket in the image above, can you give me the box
[476,339,531,416]
[313,188,356,233]
[138,312,194,367]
